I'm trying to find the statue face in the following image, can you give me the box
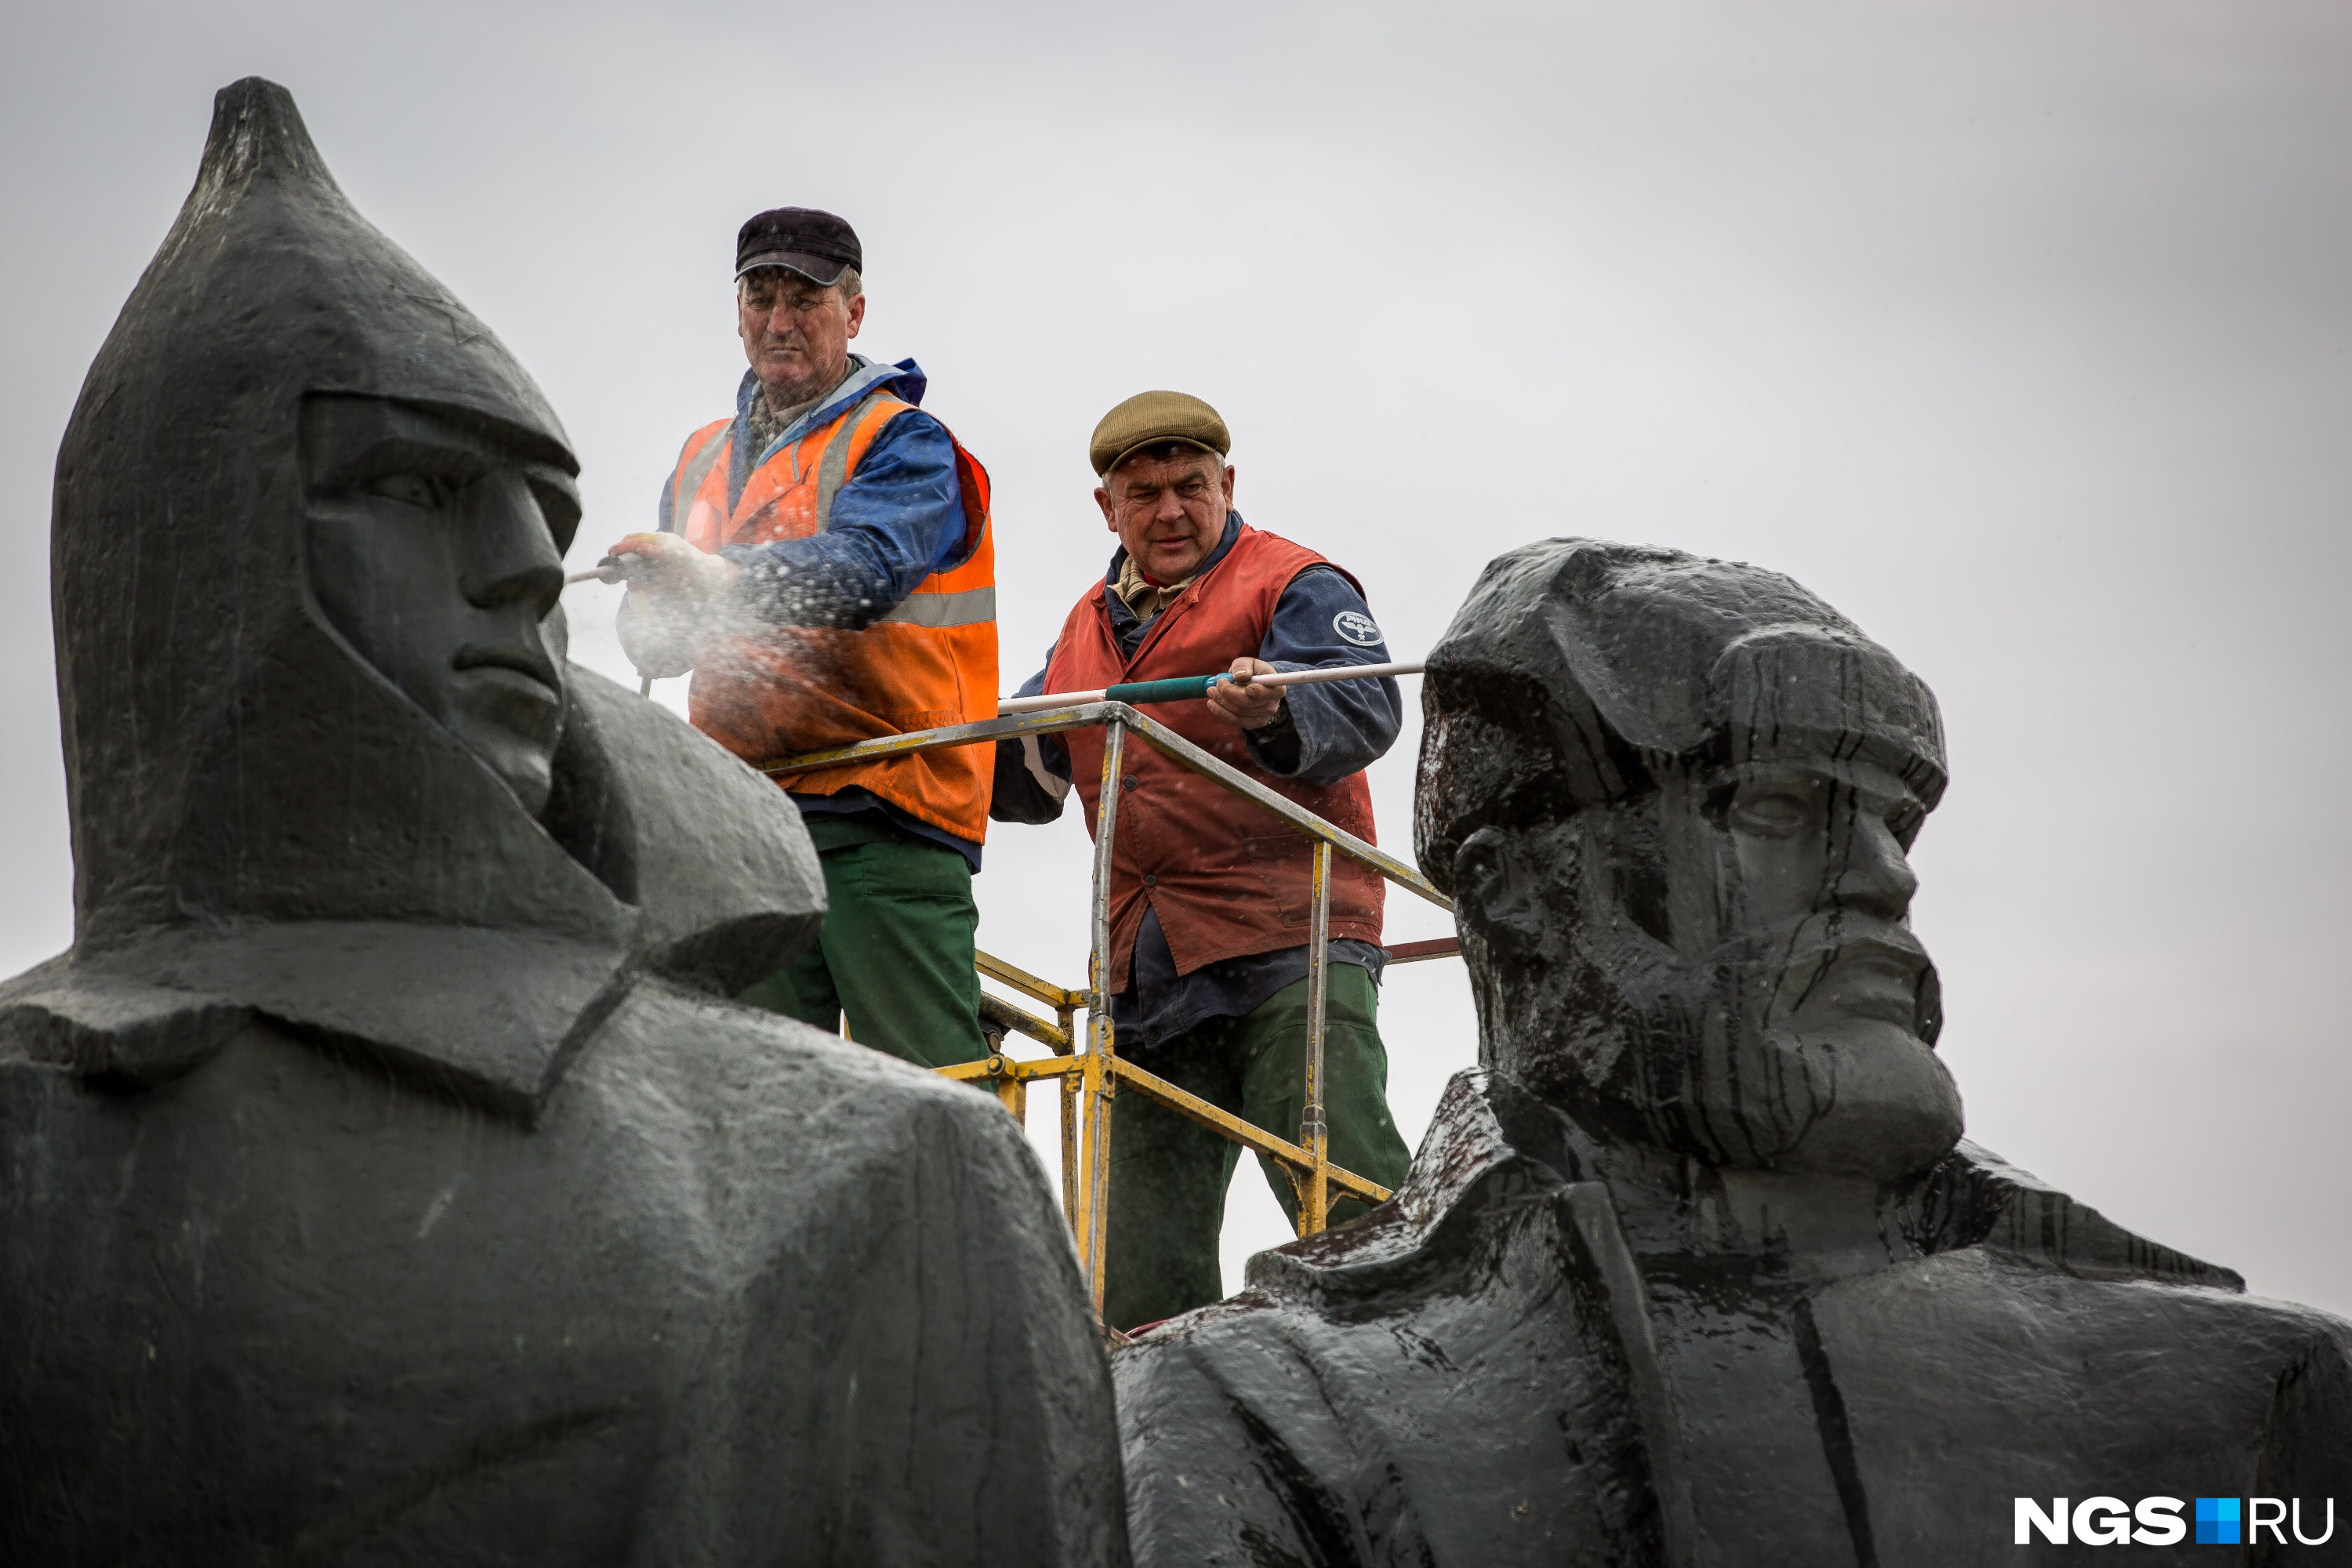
[1691,752,1958,1176]
[301,396,579,816]
[1458,741,1962,1181]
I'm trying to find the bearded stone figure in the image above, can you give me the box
[1113,540,2352,1566]
[0,78,1127,1566]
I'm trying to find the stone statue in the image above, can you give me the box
[0,78,1127,1566]
[1113,540,2351,1565]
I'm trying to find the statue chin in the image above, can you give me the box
[1745,1022,1964,1180]
[1533,1004,1965,1182]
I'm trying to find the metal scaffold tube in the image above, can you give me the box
[1078,718,1126,1318]
[1300,840,1334,1236]
[764,695,1460,1320]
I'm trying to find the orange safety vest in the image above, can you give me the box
[669,387,998,843]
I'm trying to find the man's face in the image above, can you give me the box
[1094,448,1234,582]
[738,268,865,408]
[301,396,579,816]
[1458,746,1961,1181]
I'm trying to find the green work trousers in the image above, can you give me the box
[1102,964,1413,1332]
[737,815,990,1071]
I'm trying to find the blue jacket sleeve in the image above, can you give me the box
[716,410,967,630]
[1243,566,1403,786]
[990,645,1073,824]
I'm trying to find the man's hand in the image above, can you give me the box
[1205,658,1285,731]
[604,532,739,601]
[608,532,739,681]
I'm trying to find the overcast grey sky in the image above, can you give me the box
[5,0,2347,1312]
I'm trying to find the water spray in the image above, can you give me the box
[566,561,1417,712]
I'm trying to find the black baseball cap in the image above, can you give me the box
[735,208,862,285]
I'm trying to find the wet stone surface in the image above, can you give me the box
[0,77,1127,1568]
[1112,540,2352,1567]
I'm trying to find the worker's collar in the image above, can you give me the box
[733,355,926,465]
[746,365,851,452]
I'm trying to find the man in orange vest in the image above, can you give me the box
[993,391,1414,1332]
[608,209,996,1072]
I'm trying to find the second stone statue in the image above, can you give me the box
[1115,539,2352,1566]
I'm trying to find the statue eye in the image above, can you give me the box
[528,477,582,539]
[361,472,446,509]
[1732,787,1813,838]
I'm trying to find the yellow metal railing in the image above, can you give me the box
[765,700,1457,1319]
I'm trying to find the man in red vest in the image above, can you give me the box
[993,390,1414,1332]
[607,209,996,1073]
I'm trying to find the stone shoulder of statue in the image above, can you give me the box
[1112,539,2352,1568]
[0,78,1127,1567]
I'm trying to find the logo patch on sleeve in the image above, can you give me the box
[1333,610,1383,647]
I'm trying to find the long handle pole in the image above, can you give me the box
[998,660,1422,717]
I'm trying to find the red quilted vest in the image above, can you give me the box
[1045,524,1385,991]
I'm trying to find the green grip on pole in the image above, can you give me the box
[1102,674,1222,706]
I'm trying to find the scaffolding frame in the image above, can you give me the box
[764,701,1456,1317]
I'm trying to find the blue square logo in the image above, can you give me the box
[2195,1497,2241,1545]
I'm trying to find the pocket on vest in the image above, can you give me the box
[1242,831,1381,930]
[1240,833,1312,927]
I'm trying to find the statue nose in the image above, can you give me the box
[1837,812,1918,920]
[460,470,565,615]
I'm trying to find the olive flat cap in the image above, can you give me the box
[1089,390,1231,476]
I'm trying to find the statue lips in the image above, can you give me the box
[1774,925,1936,1038]
[453,641,563,742]
[1826,952,1925,1029]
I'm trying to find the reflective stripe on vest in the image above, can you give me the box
[875,585,996,627]
[813,392,876,532]
[671,423,731,529]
